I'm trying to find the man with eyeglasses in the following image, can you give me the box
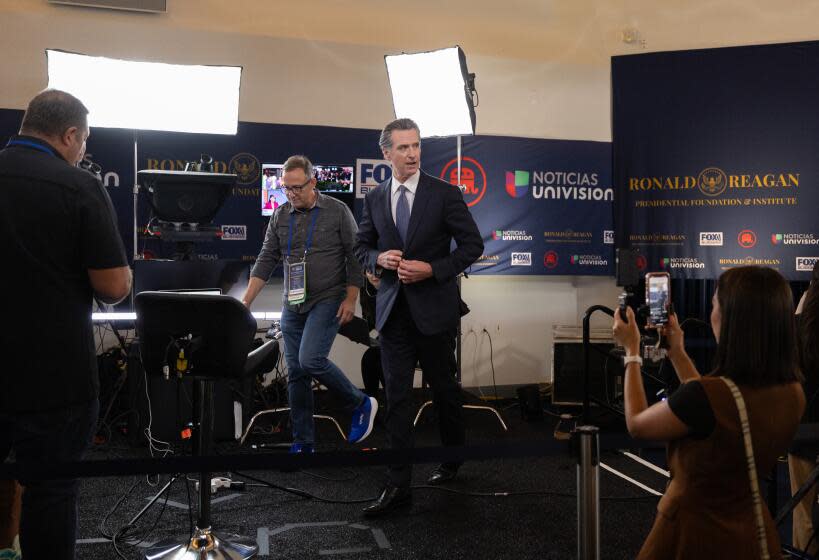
[241,155,376,453]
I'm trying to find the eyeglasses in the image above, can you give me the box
[281,180,311,193]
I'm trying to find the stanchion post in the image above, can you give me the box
[574,425,600,560]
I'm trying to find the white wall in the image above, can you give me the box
[4,0,815,390]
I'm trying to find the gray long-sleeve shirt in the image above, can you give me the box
[250,192,362,313]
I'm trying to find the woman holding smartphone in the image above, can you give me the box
[613,266,804,559]
[788,260,819,555]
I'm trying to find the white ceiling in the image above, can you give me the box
[9,0,819,64]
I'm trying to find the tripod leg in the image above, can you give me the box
[126,474,180,528]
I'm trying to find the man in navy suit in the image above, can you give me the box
[355,118,483,516]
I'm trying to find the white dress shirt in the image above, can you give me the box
[390,171,420,225]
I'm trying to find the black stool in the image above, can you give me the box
[135,291,277,560]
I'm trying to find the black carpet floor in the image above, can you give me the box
[71,393,795,559]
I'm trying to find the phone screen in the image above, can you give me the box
[646,273,670,326]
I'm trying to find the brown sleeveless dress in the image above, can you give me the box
[637,377,804,559]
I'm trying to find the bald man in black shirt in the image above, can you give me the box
[0,89,131,559]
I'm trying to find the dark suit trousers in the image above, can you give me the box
[379,289,465,487]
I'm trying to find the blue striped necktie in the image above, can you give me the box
[396,185,409,244]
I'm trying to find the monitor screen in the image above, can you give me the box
[261,163,354,215]
[314,164,354,193]
[261,164,288,217]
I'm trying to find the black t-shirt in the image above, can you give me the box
[667,379,717,439]
[0,136,128,412]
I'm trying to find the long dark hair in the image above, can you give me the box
[713,266,800,386]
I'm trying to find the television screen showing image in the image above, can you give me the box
[314,164,353,193]
[261,164,288,216]
[262,163,354,215]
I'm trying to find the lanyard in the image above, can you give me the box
[286,207,320,259]
[5,138,59,158]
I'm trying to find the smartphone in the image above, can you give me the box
[645,272,671,327]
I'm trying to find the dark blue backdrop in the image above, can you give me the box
[1,108,613,275]
[613,40,819,281]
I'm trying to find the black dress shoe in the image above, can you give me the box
[362,485,412,517]
[427,464,458,485]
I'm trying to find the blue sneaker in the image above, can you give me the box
[289,443,314,454]
[349,396,377,444]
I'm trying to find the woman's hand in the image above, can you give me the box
[613,306,641,356]
[659,312,685,360]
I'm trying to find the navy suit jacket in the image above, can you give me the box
[354,171,484,335]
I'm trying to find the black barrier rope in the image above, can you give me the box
[15,438,575,480]
[0,441,562,480]
[30,422,819,483]
[0,433,666,481]
[41,421,819,485]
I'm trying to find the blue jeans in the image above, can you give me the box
[0,399,99,560]
[281,298,366,444]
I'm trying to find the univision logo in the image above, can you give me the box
[570,254,608,266]
[505,170,529,198]
[492,229,533,241]
[662,257,705,269]
[773,233,819,245]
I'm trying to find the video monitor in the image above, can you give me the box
[261,163,354,215]
[138,169,235,225]
[261,164,288,217]
[314,164,353,193]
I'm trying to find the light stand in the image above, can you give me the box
[581,305,624,425]
[413,134,507,432]
[133,130,139,261]
[385,46,505,430]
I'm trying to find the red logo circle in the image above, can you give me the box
[439,157,487,207]
[636,255,647,271]
[738,229,757,248]
[544,250,559,269]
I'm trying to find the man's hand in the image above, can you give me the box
[397,259,433,284]
[337,297,356,325]
[376,249,404,270]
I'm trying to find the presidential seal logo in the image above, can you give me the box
[697,167,727,197]
[229,153,261,186]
